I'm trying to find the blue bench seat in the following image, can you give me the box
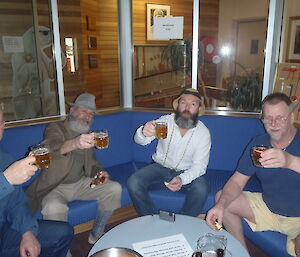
[0,110,292,257]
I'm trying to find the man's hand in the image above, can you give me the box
[206,204,225,231]
[90,171,109,188]
[96,171,109,184]
[20,231,41,257]
[165,176,182,191]
[142,121,156,137]
[3,156,37,185]
[74,133,95,149]
[260,148,289,168]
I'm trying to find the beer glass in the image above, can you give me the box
[30,143,51,169]
[94,130,109,149]
[251,146,268,167]
[155,121,167,139]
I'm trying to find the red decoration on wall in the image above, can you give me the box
[201,36,218,62]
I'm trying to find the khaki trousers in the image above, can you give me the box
[41,177,122,221]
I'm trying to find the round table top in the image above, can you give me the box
[88,214,250,257]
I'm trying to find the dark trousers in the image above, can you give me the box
[0,220,74,257]
[127,163,209,217]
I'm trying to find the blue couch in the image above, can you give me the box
[0,111,292,257]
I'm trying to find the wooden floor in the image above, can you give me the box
[70,206,270,257]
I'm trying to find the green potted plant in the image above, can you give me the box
[226,67,262,111]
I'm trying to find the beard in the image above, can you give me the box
[68,114,91,134]
[175,109,198,129]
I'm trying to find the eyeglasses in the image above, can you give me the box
[261,112,292,125]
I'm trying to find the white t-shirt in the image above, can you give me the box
[134,113,211,185]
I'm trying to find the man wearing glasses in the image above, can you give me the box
[206,92,300,257]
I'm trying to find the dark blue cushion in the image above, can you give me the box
[0,124,47,160]
[243,220,292,257]
[35,200,98,227]
[92,112,135,167]
[199,115,265,171]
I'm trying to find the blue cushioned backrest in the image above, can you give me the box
[130,111,265,171]
[131,111,162,163]
[200,115,265,171]
[91,112,135,168]
[0,123,47,161]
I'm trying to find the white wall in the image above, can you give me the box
[217,0,269,81]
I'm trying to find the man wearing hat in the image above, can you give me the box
[26,93,122,246]
[127,88,211,217]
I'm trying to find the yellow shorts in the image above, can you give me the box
[243,192,300,257]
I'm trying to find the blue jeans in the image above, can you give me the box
[127,163,209,217]
[0,220,74,257]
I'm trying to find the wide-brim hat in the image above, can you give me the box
[172,88,205,116]
[69,93,97,113]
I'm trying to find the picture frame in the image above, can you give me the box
[86,16,96,31]
[88,54,98,68]
[286,16,300,63]
[88,36,97,49]
[146,4,170,41]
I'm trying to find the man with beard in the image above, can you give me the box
[26,93,122,247]
[127,88,211,217]
[206,92,300,257]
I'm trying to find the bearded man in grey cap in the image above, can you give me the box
[26,93,122,247]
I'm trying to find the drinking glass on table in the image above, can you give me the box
[30,143,51,169]
[192,233,229,257]
[94,130,109,149]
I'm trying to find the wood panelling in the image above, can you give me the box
[57,0,86,106]
[0,0,219,119]
[0,0,85,120]
[133,0,194,45]
[132,0,219,107]
[80,0,120,108]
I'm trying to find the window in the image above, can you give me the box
[0,0,59,121]
[132,0,271,113]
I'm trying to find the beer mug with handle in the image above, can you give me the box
[30,143,51,169]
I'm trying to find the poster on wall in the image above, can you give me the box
[286,16,300,63]
[153,16,183,40]
[2,36,24,53]
[147,4,170,40]
[273,62,300,123]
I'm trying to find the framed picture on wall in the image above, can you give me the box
[146,4,170,40]
[86,16,96,31]
[286,16,300,63]
[88,36,97,49]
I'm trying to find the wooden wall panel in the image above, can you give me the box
[199,0,219,38]
[133,0,194,45]
[57,0,86,106]
[0,0,85,119]
[132,0,219,42]
[80,0,120,108]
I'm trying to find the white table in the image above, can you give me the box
[88,214,250,257]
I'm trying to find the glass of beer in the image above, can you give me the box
[251,146,269,167]
[30,144,51,169]
[94,130,109,149]
[155,121,168,139]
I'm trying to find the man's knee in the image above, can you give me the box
[127,173,141,190]
[40,220,73,239]
[41,199,69,220]
[110,181,122,196]
[190,177,209,195]
[215,190,222,202]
